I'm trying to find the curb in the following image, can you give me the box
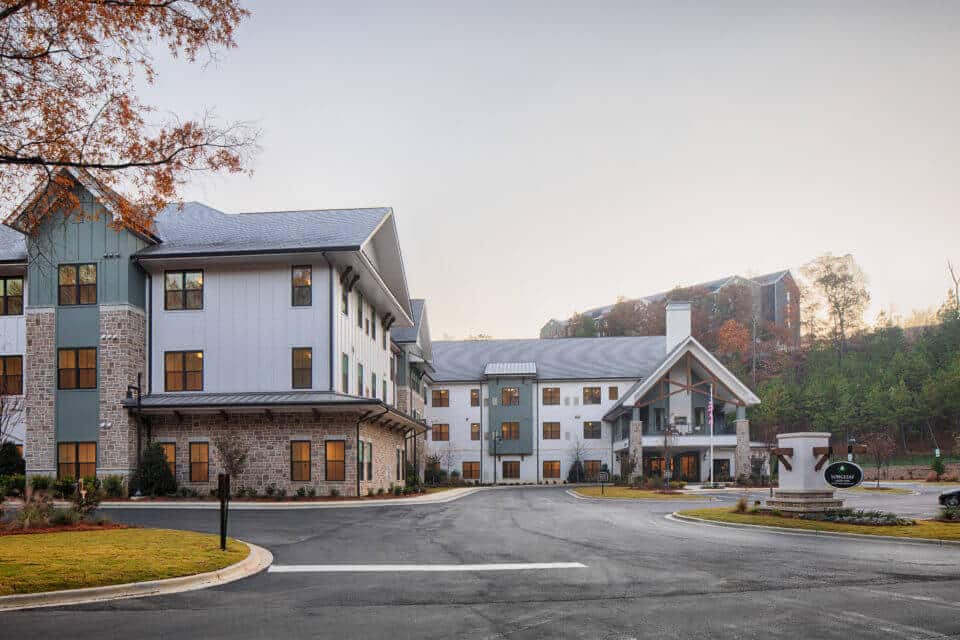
[0,541,273,612]
[566,489,715,502]
[99,487,481,510]
[668,512,960,548]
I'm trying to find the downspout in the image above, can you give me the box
[535,378,540,484]
[478,382,483,485]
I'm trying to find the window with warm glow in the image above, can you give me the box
[58,348,96,389]
[165,351,203,391]
[292,266,312,306]
[542,422,560,439]
[325,440,345,481]
[543,460,560,478]
[501,387,520,406]
[292,348,312,389]
[291,440,311,481]
[501,421,520,440]
[190,442,209,482]
[583,387,601,405]
[164,270,203,310]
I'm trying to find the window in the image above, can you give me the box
[325,440,345,481]
[500,421,519,440]
[463,461,480,480]
[58,263,96,305]
[584,460,601,480]
[164,351,203,391]
[0,277,23,316]
[57,442,96,479]
[57,348,96,389]
[357,292,364,328]
[382,325,387,350]
[583,421,601,439]
[396,449,402,480]
[583,387,601,405]
[365,317,370,335]
[358,363,364,396]
[341,286,349,315]
[0,355,23,395]
[366,441,372,481]
[372,373,377,399]
[371,313,377,340]
[694,407,706,428]
[189,443,209,482]
[470,389,480,407]
[608,386,619,401]
[160,443,176,477]
[432,424,449,441]
[542,422,560,439]
[164,270,203,310]
[292,348,312,389]
[383,380,388,402]
[501,387,519,406]
[15,444,23,459]
[291,266,312,306]
[358,440,365,481]
[543,460,560,479]
[654,408,664,429]
[432,389,449,407]
[502,461,520,479]
[341,353,349,393]
[542,387,560,405]
[291,441,311,481]
[470,423,480,441]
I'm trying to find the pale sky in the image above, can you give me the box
[144,1,960,338]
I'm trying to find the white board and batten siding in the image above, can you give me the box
[0,284,26,444]
[332,274,393,404]
[149,262,332,394]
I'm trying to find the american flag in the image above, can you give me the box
[707,385,714,432]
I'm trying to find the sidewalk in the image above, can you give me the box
[95,486,481,509]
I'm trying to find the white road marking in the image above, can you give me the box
[268,562,587,573]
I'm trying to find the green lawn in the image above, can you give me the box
[678,507,960,542]
[423,487,459,494]
[840,486,913,495]
[574,486,704,500]
[0,529,247,596]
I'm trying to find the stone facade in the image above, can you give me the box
[148,410,404,496]
[24,308,55,476]
[735,418,751,479]
[628,420,644,482]
[98,305,146,476]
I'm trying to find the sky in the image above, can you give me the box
[143,1,960,339]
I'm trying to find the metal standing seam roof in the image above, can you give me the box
[483,362,537,376]
[135,202,392,257]
[0,224,26,263]
[124,390,373,408]
[431,336,666,382]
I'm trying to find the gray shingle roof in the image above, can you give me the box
[0,225,26,263]
[431,336,666,382]
[750,269,791,286]
[136,202,391,257]
[392,298,424,343]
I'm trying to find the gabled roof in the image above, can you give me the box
[0,224,26,264]
[603,335,760,420]
[136,202,392,258]
[392,298,424,343]
[750,269,791,286]
[431,336,665,382]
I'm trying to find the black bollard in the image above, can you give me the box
[218,473,230,551]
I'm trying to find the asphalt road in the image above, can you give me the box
[5,486,960,639]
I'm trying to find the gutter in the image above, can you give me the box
[132,245,361,260]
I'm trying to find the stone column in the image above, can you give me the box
[734,418,751,481]
[629,420,644,483]
[766,432,843,512]
[24,308,56,478]
[97,304,146,478]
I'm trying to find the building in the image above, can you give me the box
[2,168,428,495]
[426,302,764,484]
[540,271,801,345]
[0,224,26,453]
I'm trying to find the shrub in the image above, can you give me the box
[450,470,461,481]
[368,488,375,497]
[646,476,664,490]
[567,460,585,483]
[307,487,316,497]
[51,508,80,526]
[73,478,102,516]
[0,441,25,475]
[296,487,307,498]
[2,473,25,496]
[393,485,402,496]
[93,513,112,526]
[937,506,960,522]
[377,487,385,496]
[54,476,76,499]
[265,484,276,497]
[31,474,53,492]
[103,474,125,498]
[14,494,52,529]
[668,481,686,490]
[131,442,176,496]
[733,496,748,513]
[932,457,946,480]
[329,487,340,497]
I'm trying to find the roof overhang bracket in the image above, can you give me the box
[346,274,360,293]
[173,410,183,424]
[264,408,273,422]
[220,409,230,423]
[339,266,354,286]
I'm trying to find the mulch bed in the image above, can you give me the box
[1,523,130,537]
[121,492,433,503]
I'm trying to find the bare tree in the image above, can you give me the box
[212,435,249,480]
[0,393,23,446]
[661,425,679,482]
[801,254,870,362]
[948,261,960,320]
[863,432,896,488]
[435,442,461,477]
[567,437,590,481]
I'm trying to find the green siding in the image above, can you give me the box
[487,378,534,456]
[56,306,99,346]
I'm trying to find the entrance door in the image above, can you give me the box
[712,459,731,482]
[677,452,700,482]
[643,457,665,477]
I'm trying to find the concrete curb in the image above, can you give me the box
[99,487,482,510]
[0,541,273,612]
[668,512,960,548]
[566,489,715,502]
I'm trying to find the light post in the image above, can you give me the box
[492,433,502,484]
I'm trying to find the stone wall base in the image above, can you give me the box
[766,490,843,512]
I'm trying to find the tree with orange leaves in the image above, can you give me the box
[0,0,257,231]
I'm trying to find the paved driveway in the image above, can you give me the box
[5,486,960,639]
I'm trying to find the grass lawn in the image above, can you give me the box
[0,529,247,596]
[423,487,460,494]
[574,486,704,500]
[678,507,960,542]
[840,486,913,495]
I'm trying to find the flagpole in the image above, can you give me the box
[708,383,714,486]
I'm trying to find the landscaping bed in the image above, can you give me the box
[0,528,246,596]
[678,507,960,542]
[574,486,703,500]
[841,486,913,495]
